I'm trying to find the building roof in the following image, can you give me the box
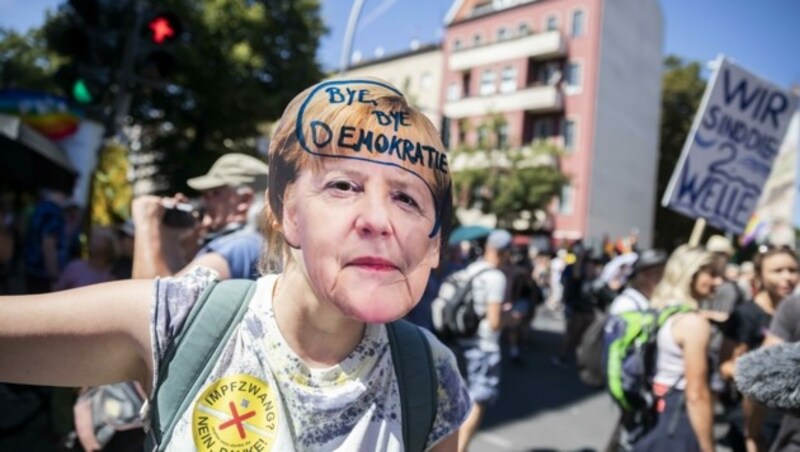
[342,43,442,72]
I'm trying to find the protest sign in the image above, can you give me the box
[662,56,798,234]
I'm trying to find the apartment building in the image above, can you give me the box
[339,44,444,129]
[442,0,663,245]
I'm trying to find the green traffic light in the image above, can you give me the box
[72,79,94,104]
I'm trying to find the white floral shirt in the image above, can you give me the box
[149,268,471,451]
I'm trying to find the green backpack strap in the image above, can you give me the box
[386,320,438,452]
[145,279,257,451]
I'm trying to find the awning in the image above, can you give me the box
[0,114,77,193]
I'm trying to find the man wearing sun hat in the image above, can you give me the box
[131,153,268,280]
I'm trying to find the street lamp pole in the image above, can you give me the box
[340,0,367,75]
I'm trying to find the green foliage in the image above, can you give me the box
[0,27,61,91]
[37,0,326,194]
[91,140,133,226]
[653,55,709,249]
[452,127,568,229]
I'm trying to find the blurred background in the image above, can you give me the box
[1,0,798,253]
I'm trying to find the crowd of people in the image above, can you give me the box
[1,76,799,452]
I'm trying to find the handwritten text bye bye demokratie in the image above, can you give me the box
[297,83,448,175]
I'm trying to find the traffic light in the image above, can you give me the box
[50,0,127,106]
[137,12,183,82]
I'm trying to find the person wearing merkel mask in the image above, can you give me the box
[0,78,471,451]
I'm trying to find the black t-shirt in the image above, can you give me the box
[723,300,771,350]
[768,295,800,452]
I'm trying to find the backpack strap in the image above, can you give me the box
[386,320,438,452]
[145,279,257,451]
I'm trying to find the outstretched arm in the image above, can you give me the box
[0,279,153,392]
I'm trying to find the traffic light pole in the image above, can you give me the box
[107,0,147,139]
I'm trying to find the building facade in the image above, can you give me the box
[339,44,444,129]
[442,0,663,245]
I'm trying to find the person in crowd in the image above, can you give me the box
[735,245,800,452]
[737,261,756,299]
[608,249,667,315]
[52,227,116,291]
[0,78,470,451]
[553,242,596,368]
[546,247,566,316]
[632,245,722,452]
[111,220,135,280]
[501,243,541,365]
[705,235,745,318]
[23,188,71,294]
[131,152,268,280]
[456,229,512,452]
[720,245,799,452]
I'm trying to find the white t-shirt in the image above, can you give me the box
[148,267,471,451]
[456,260,506,352]
[608,287,650,316]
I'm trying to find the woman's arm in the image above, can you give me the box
[676,313,715,452]
[0,279,153,391]
[720,338,748,381]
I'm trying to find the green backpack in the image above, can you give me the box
[603,304,694,441]
[144,279,438,451]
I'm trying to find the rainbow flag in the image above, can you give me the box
[0,89,81,140]
[740,214,767,247]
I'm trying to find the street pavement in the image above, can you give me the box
[467,308,736,452]
[468,309,617,452]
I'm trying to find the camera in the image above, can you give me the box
[161,202,200,228]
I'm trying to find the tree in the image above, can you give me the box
[451,114,568,230]
[652,55,708,249]
[0,28,61,92]
[42,0,326,193]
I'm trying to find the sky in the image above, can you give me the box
[2,0,799,89]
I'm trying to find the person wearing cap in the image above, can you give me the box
[131,153,268,280]
[608,249,668,315]
[0,78,470,451]
[456,229,511,452]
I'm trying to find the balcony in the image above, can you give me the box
[449,31,565,71]
[444,85,562,118]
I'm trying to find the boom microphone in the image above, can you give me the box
[735,342,800,413]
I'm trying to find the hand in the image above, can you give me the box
[131,195,166,227]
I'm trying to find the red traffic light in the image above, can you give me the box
[148,14,180,44]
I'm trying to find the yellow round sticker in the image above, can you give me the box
[192,375,279,452]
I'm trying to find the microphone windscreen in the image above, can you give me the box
[735,342,800,412]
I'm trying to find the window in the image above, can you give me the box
[453,38,462,51]
[563,119,576,151]
[497,123,509,149]
[559,183,574,214]
[477,126,489,148]
[538,62,561,85]
[546,16,558,31]
[420,72,432,89]
[447,82,461,101]
[473,33,483,46]
[565,62,581,89]
[518,23,531,36]
[497,27,510,41]
[535,119,552,139]
[479,69,496,96]
[571,10,585,37]
[500,66,517,93]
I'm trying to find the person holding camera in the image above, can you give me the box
[131,153,268,280]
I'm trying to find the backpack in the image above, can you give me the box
[72,382,146,450]
[145,279,437,452]
[576,311,608,388]
[602,304,694,441]
[430,266,492,340]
